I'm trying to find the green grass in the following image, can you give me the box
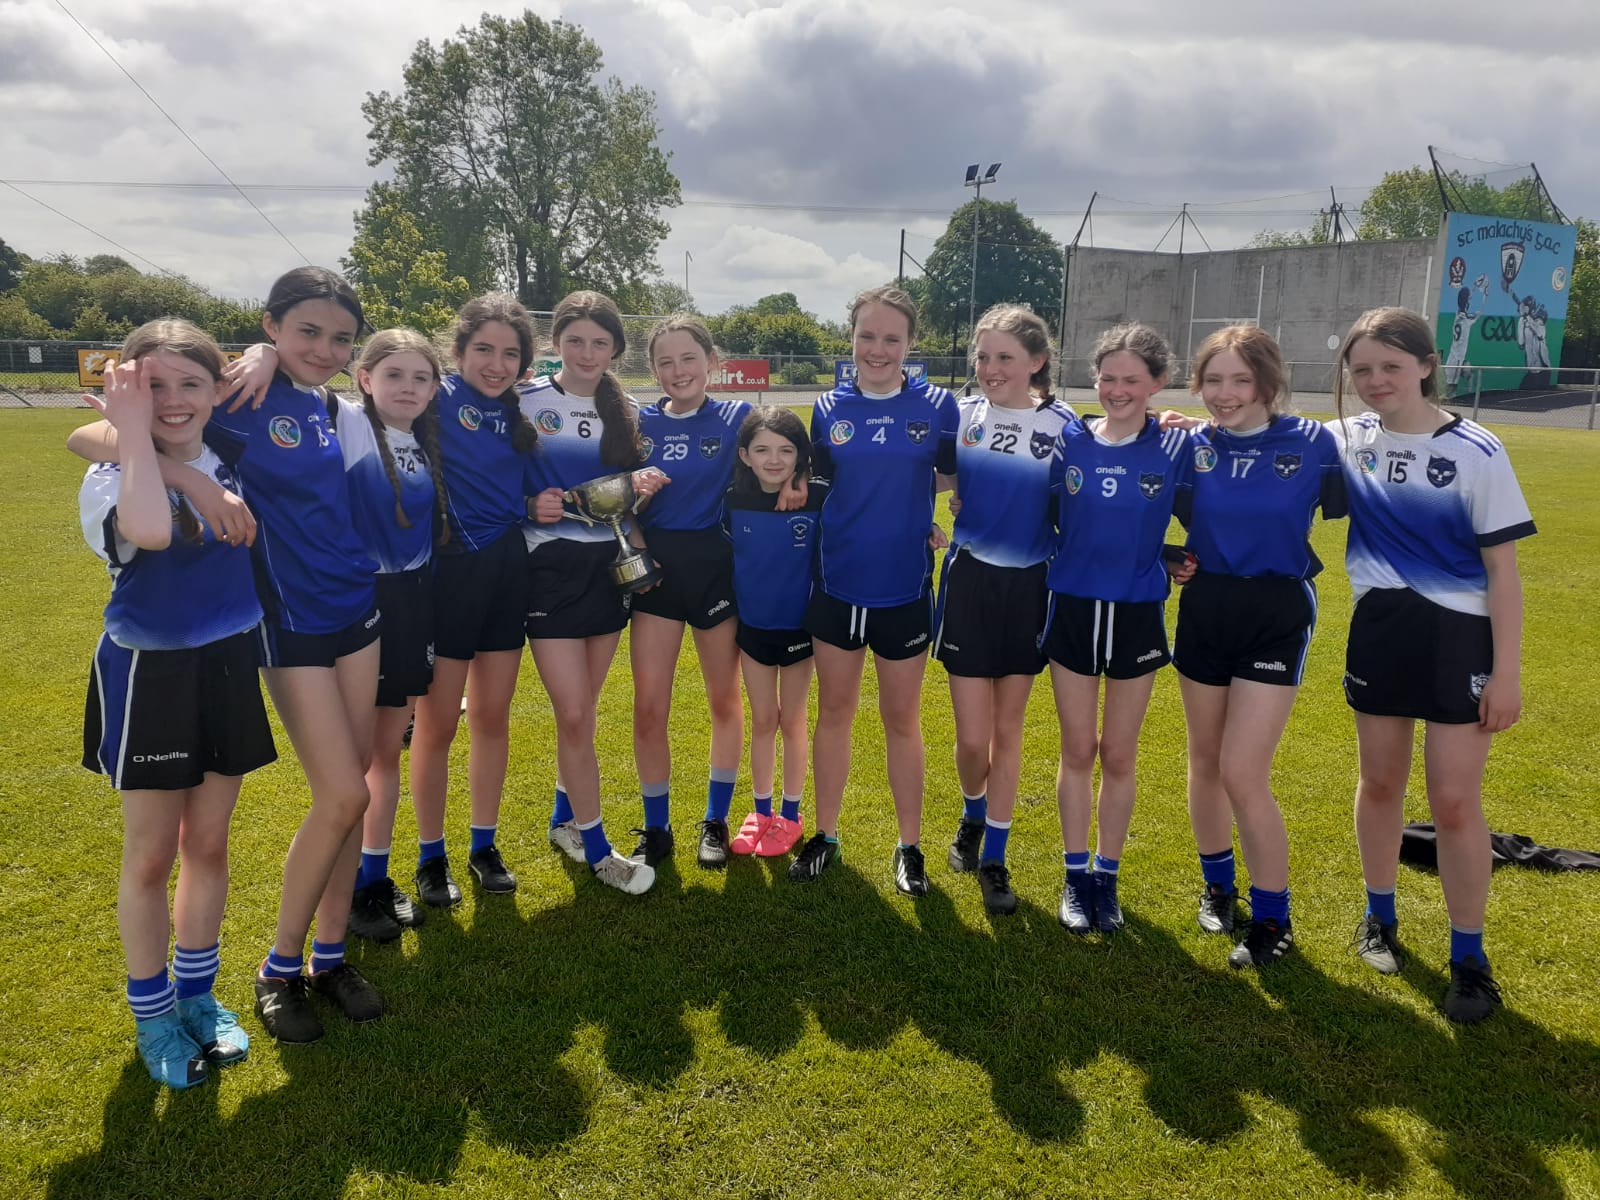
[2,411,1598,1199]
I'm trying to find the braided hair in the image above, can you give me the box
[354,328,449,545]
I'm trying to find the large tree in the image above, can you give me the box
[921,200,1063,341]
[1564,217,1599,368]
[343,193,472,334]
[359,12,680,310]
[0,237,26,293]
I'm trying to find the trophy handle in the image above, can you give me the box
[560,490,601,527]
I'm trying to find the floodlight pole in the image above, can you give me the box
[964,163,1000,345]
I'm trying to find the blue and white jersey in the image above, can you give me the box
[434,374,528,553]
[638,396,751,532]
[519,376,639,548]
[724,480,830,631]
[810,376,959,607]
[206,376,377,634]
[951,395,1076,568]
[1184,416,1346,579]
[1048,415,1195,604]
[336,397,434,574]
[1329,412,1535,616]
[80,445,263,651]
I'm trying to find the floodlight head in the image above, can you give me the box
[964,164,979,183]
[985,163,1001,181]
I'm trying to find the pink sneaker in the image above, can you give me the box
[755,814,804,857]
[729,811,772,855]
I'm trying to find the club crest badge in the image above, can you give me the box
[789,517,811,543]
[458,405,483,432]
[1355,448,1379,475]
[534,409,562,435]
[962,423,985,447]
[1469,672,1490,701]
[1427,456,1457,488]
[700,436,722,459]
[1138,472,1165,499]
[830,420,855,445]
[268,416,302,448]
[640,437,654,459]
[906,419,930,445]
[1065,465,1084,495]
[1273,452,1302,480]
[1193,445,1218,472]
[1030,429,1055,459]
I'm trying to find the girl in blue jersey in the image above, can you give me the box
[1331,307,1533,1023]
[1161,326,1345,969]
[407,295,542,907]
[336,330,449,942]
[73,267,384,1045]
[523,290,666,895]
[1045,324,1194,934]
[631,317,748,869]
[724,407,828,860]
[796,286,959,895]
[937,304,1075,916]
[78,320,275,1088]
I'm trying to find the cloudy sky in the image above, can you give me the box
[3,0,1596,319]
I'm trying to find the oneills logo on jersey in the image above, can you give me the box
[700,436,722,459]
[1194,445,1218,472]
[962,423,985,447]
[1138,472,1164,499]
[268,416,301,448]
[1065,465,1084,494]
[534,409,562,435]
[1355,448,1379,475]
[1273,452,1302,479]
[1427,456,1458,488]
[905,420,930,445]
[1030,430,1054,459]
[830,420,855,445]
[458,405,483,431]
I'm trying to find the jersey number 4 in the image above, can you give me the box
[872,427,887,444]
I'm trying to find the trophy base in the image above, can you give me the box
[611,550,663,594]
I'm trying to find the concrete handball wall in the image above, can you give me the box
[1060,239,1437,389]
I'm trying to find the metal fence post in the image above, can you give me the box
[1589,369,1598,431]
[1285,361,1295,409]
[1472,373,1482,423]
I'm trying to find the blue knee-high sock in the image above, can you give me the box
[418,836,445,867]
[358,846,391,890]
[172,942,220,1000]
[642,781,670,830]
[551,785,573,828]
[1250,885,1291,926]
[963,792,988,824]
[127,968,175,1021]
[1199,848,1236,892]
[262,950,303,981]
[578,816,612,867]
[1064,851,1091,879]
[309,940,345,975]
[780,793,802,823]
[705,768,737,822]
[1450,925,1486,965]
[981,818,1011,864]
[1366,886,1397,926]
[469,824,497,854]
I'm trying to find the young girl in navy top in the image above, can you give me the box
[73,268,385,1045]
[796,286,959,895]
[1331,307,1534,1023]
[937,304,1075,916]
[724,407,828,861]
[336,330,449,941]
[1045,324,1194,935]
[79,320,276,1088]
[523,290,667,895]
[1161,326,1345,969]
[631,317,748,869]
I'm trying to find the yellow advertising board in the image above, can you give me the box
[77,349,245,388]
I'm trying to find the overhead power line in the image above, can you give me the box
[1,179,191,281]
[51,0,311,264]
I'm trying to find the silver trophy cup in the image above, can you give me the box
[563,472,663,593]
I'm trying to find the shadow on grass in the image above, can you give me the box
[47,850,1600,1198]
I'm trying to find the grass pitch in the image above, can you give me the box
[2,410,1598,1200]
